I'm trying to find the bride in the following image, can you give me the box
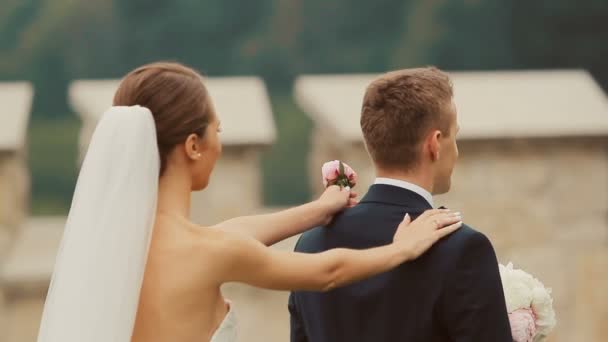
[36,62,462,342]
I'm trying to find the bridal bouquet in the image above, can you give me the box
[499,263,556,342]
[321,160,358,189]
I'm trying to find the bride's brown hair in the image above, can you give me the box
[113,62,213,175]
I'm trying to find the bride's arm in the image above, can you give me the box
[212,186,355,246]
[217,209,462,291]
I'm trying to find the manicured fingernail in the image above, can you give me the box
[404,213,410,219]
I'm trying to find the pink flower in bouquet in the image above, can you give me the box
[321,160,357,188]
[509,308,537,342]
[499,262,556,340]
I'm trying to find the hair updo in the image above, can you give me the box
[113,62,213,175]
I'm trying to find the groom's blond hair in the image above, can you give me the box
[361,67,453,170]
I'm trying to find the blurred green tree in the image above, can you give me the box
[1,0,606,211]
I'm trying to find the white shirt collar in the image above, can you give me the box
[374,177,435,208]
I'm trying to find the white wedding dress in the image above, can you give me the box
[210,303,238,342]
[37,106,239,342]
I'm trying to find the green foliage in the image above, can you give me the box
[431,0,515,69]
[262,89,314,204]
[28,117,80,215]
[290,0,411,73]
[0,0,606,211]
[112,0,272,75]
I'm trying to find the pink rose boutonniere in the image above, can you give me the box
[321,160,357,189]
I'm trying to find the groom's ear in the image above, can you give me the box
[427,130,442,162]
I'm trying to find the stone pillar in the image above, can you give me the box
[190,147,266,225]
[0,152,30,246]
[0,82,33,255]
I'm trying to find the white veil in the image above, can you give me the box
[37,106,160,341]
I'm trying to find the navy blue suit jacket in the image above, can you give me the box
[289,184,512,342]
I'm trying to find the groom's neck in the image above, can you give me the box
[375,166,434,194]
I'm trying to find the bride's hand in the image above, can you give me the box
[316,185,358,225]
[393,209,463,259]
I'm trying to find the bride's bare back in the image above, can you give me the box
[132,216,229,342]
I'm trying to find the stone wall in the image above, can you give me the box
[309,134,608,341]
[438,138,608,342]
[0,151,30,255]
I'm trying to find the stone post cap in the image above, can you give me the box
[0,82,34,151]
[69,76,277,155]
[295,70,608,141]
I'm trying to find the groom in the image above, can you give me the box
[289,67,512,341]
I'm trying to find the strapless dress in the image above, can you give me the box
[210,301,237,342]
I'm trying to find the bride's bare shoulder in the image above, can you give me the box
[153,214,261,271]
[194,225,258,259]
[153,215,249,273]
[154,215,251,257]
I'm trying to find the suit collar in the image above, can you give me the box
[360,184,434,210]
[374,177,434,208]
